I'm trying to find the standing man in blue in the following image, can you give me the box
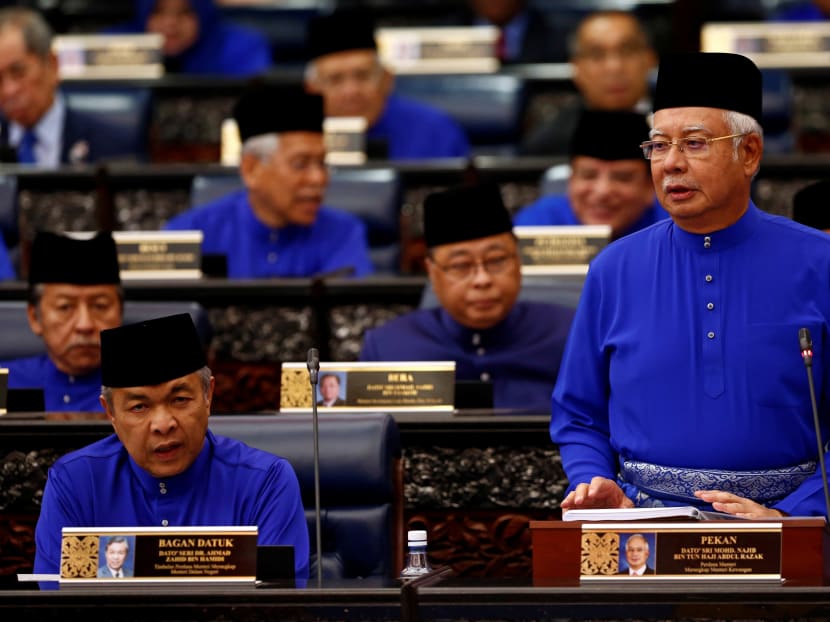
[360,183,574,412]
[515,110,668,240]
[34,313,309,587]
[0,231,122,411]
[164,86,373,278]
[0,7,146,165]
[304,10,471,161]
[552,52,830,518]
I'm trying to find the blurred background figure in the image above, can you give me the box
[516,110,667,240]
[454,0,569,63]
[771,0,830,20]
[792,180,830,232]
[108,0,270,76]
[521,10,656,156]
[305,9,470,160]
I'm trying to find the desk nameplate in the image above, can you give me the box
[702,22,830,68]
[515,225,611,275]
[113,231,203,280]
[577,522,782,582]
[60,526,257,586]
[280,361,455,412]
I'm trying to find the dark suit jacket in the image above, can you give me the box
[317,398,346,407]
[0,91,148,165]
[618,565,655,575]
[96,565,134,578]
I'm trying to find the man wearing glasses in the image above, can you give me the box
[164,86,372,278]
[360,182,574,412]
[552,52,830,518]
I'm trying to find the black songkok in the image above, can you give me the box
[653,52,762,123]
[423,182,513,248]
[101,314,206,388]
[793,181,830,231]
[570,110,651,161]
[232,86,324,141]
[307,10,377,60]
[29,231,120,286]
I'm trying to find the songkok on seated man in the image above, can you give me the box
[304,9,470,160]
[163,84,373,278]
[514,109,666,238]
[792,180,830,233]
[33,312,310,586]
[0,231,122,412]
[359,181,575,412]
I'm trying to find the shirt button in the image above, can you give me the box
[267,252,277,263]
[68,376,76,384]
[705,274,713,282]
[707,302,714,310]
[63,394,71,404]
[476,347,485,356]
[471,333,481,346]
[161,519,168,527]
[480,372,490,382]
[704,236,711,249]
[707,331,715,339]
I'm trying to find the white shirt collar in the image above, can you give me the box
[10,93,65,167]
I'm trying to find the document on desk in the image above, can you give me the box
[563,506,740,522]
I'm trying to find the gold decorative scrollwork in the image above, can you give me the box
[580,532,620,575]
[280,369,312,408]
[60,535,99,578]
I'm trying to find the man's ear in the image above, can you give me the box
[239,152,261,188]
[26,304,43,336]
[741,133,763,178]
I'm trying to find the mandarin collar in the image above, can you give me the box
[669,201,761,253]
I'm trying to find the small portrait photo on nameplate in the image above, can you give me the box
[578,522,782,583]
[280,361,455,412]
[112,230,203,280]
[514,225,611,275]
[59,526,257,587]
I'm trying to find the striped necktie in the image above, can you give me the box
[17,129,36,164]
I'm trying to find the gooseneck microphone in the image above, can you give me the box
[307,348,323,587]
[799,328,830,523]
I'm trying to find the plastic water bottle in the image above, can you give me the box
[400,529,431,578]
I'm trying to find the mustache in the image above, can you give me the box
[65,339,99,351]
[662,177,701,193]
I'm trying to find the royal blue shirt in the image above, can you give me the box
[514,194,669,238]
[164,190,373,278]
[0,353,102,411]
[551,203,830,516]
[360,301,574,412]
[369,94,471,160]
[34,430,309,586]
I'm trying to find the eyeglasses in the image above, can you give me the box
[640,133,748,161]
[430,253,516,281]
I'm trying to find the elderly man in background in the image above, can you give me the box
[0,231,122,411]
[304,10,470,161]
[165,86,372,278]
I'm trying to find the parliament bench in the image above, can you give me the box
[209,413,403,580]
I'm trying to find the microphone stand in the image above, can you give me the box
[799,328,830,524]
[307,348,323,587]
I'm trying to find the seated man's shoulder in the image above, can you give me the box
[390,94,461,128]
[166,190,246,230]
[514,194,572,225]
[53,435,125,471]
[313,206,368,237]
[211,433,294,473]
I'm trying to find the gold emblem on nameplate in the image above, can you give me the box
[60,535,99,578]
[580,532,620,575]
[280,369,312,408]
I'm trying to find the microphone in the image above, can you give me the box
[799,328,830,523]
[306,348,323,587]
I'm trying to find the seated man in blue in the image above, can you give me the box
[108,0,270,77]
[304,10,471,161]
[360,182,574,412]
[552,52,830,519]
[515,110,668,240]
[0,231,122,411]
[34,313,309,586]
[164,87,373,278]
[0,7,146,165]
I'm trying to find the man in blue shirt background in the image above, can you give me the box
[165,86,373,279]
[0,231,122,411]
[515,109,668,240]
[304,10,471,161]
